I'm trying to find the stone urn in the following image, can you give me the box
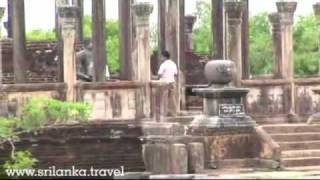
[190,59,255,129]
[204,60,236,85]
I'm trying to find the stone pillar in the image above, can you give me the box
[165,0,179,64]
[171,144,188,174]
[212,0,225,59]
[225,1,244,86]
[133,2,153,118]
[187,143,205,173]
[241,0,249,79]
[0,7,4,84]
[269,13,283,78]
[72,0,83,42]
[276,1,297,121]
[158,0,166,53]
[143,143,188,174]
[6,1,13,38]
[92,0,107,82]
[58,6,78,101]
[55,0,69,82]
[184,15,196,52]
[276,1,297,80]
[119,0,133,80]
[12,0,27,83]
[314,3,320,75]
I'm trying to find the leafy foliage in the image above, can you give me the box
[19,98,91,132]
[0,98,92,175]
[3,151,37,170]
[249,13,274,75]
[193,0,213,55]
[294,15,320,76]
[26,29,56,41]
[193,1,320,76]
[26,16,120,74]
[83,15,120,74]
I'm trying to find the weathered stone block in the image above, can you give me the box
[142,143,171,174]
[308,113,320,125]
[142,143,188,174]
[171,143,188,174]
[150,174,193,179]
[114,172,151,179]
[187,142,205,173]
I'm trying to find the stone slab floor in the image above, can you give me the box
[202,168,320,179]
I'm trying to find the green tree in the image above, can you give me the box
[26,29,56,41]
[83,15,120,74]
[25,16,120,75]
[249,13,274,75]
[0,98,91,177]
[294,15,319,76]
[192,0,213,55]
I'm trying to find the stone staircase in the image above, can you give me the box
[261,124,320,169]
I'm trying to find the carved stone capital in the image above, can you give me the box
[132,2,153,26]
[58,6,78,33]
[0,7,5,20]
[276,1,297,25]
[269,13,282,31]
[225,1,245,20]
[314,3,320,22]
[185,15,196,33]
[58,6,78,19]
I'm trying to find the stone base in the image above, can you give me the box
[287,112,301,123]
[308,112,320,125]
[189,115,256,130]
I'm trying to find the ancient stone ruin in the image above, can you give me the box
[1,0,320,179]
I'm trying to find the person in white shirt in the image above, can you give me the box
[158,51,178,116]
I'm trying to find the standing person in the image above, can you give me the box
[158,50,178,116]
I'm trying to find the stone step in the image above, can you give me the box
[217,158,260,169]
[282,150,320,158]
[281,157,320,167]
[285,166,320,172]
[279,141,320,151]
[262,124,320,134]
[271,133,320,142]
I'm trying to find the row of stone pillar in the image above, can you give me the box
[57,2,153,102]
[0,0,105,83]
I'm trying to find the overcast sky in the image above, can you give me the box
[0,0,319,33]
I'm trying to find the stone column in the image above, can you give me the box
[58,6,78,101]
[276,1,297,121]
[314,3,320,75]
[269,13,283,78]
[92,0,107,82]
[241,0,249,79]
[119,0,133,80]
[12,0,27,83]
[0,7,4,84]
[133,2,153,118]
[55,0,69,82]
[184,15,196,52]
[6,1,13,38]
[158,0,167,53]
[72,0,83,42]
[277,1,296,80]
[225,1,244,86]
[212,0,224,59]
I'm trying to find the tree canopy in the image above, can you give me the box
[24,1,320,77]
[192,0,320,76]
